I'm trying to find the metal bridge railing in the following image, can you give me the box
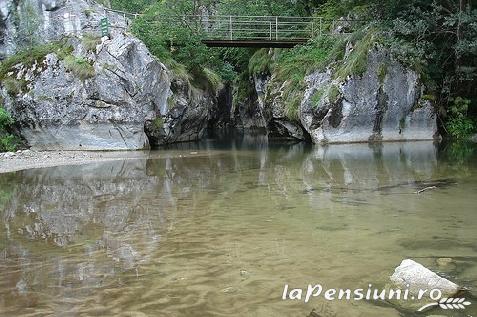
[182,15,326,41]
[100,9,366,43]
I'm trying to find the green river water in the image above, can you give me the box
[0,138,476,317]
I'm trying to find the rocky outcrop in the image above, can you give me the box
[238,47,438,144]
[2,33,170,150]
[233,74,308,140]
[1,0,220,150]
[232,75,268,131]
[145,76,219,145]
[301,49,438,144]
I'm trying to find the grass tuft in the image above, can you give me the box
[63,55,95,80]
[334,29,378,81]
[82,33,101,52]
[0,40,73,81]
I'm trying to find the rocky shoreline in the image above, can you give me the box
[0,150,151,174]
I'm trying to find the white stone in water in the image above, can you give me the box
[390,259,459,296]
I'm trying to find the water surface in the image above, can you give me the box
[1,138,476,316]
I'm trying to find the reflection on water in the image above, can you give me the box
[0,138,476,317]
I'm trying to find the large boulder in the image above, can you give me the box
[238,46,439,144]
[2,33,170,150]
[300,49,439,144]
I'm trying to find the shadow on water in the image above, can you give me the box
[0,137,476,316]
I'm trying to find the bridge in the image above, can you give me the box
[105,9,359,48]
[183,15,328,48]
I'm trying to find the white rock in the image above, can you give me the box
[391,259,459,296]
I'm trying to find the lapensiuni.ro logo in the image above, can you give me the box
[282,284,472,312]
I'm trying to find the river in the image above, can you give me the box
[0,137,476,316]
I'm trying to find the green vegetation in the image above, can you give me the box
[2,78,28,96]
[82,33,101,52]
[0,107,18,152]
[0,41,73,81]
[63,56,96,80]
[248,49,275,75]
[445,97,476,139]
[109,0,153,13]
[0,107,14,128]
[334,29,378,81]
[153,117,164,130]
[328,85,341,104]
[310,88,326,107]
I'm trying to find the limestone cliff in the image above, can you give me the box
[237,46,439,144]
[0,0,220,150]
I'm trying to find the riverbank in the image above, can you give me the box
[0,150,151,174]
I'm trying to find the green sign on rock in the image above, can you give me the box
[100,17,109,37]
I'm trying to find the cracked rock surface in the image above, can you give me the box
[2,33,170,150]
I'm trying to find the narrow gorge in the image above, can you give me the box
[0,0,441,151]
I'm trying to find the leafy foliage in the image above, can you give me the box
[0,108,17,152]
[109,0,154,13]
[0,134,18,152]
[445,97,476,139]
[0,108,14,130]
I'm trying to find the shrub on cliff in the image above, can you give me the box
[0,107,17,152]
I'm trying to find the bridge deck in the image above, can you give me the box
[202,39,308,48]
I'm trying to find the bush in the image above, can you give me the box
[202,67,224,92]
[0,108,14,129]
[153,117,164,130]
[0,107,17,152]
[63,55,95,80]
[0,134,18,152]
[446,117,475,139]
[334,29,378,80]
[445,97,476,139]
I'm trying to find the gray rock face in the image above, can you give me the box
[1,0,219,150]
[145,77,218,145]
[233,74,307,140]
[0,0,127,59]
[232,75,268,131]
[238,48,438,144]
[2,33,170,150]
[301,50,438,144]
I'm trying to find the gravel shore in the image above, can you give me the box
[0,150,151,174]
